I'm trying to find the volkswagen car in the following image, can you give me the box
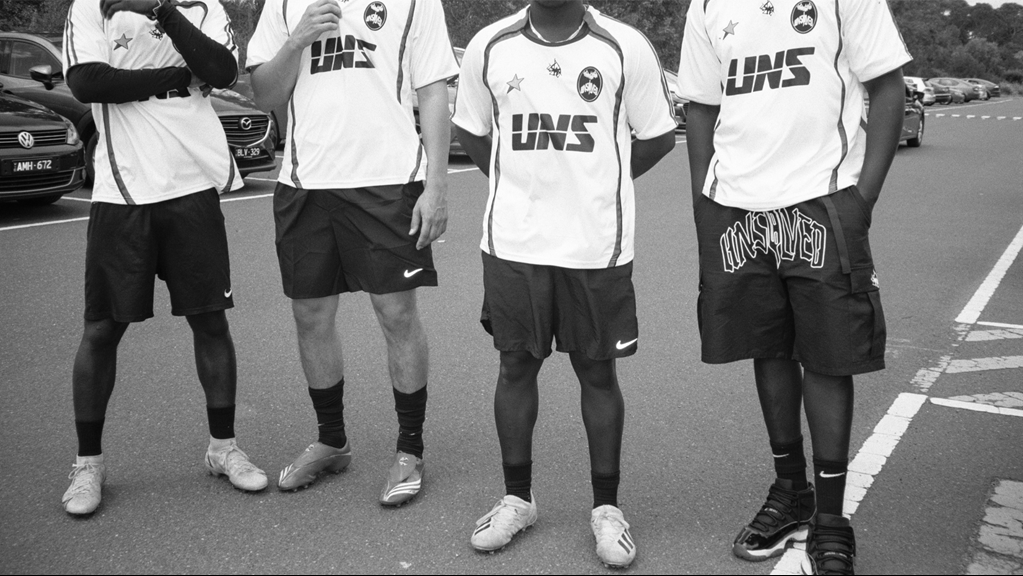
[0,31,278,181]
[0,88,85,204]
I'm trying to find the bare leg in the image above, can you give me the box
[370,290,428,394]
[186,310,236,408]
[494,351,543,466]
[291,295,345,390]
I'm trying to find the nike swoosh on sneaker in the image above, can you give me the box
[819,471,846,478]
[404,269,423,279]
[616,338,638,350]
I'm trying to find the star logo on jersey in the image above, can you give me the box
[547,59,562,78]
[365,2,387,31]
[792,1,817,33]
[577,67,602,102]
[507,74,524,93]
[113,33,133,50]
[722,20,738,39]
[761,1,775,15]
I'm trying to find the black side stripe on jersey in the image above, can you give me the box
[288,96,303,188]
[881,0,911,55]
[407,144,424,182]
[482,13,529,257]
[584,13,627,268]
[829,0,849,195]
[282,0,290,30]
[395,0,417,103]
[65,1,79,66]
[708,159,720,201]
[222,151,236,194]
[101,104,135,205]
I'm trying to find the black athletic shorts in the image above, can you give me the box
[480,252,638,361]
[274,183,437,298]
[84,188,233,322]
[694,186,886,376]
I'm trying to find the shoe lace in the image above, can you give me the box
[810,525,856,575]
[480,499,526,530]
[66,463,101,495]
[749,484,798,532]
[593,509,630,541]
[223,448,260,476]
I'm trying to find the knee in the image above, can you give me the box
[571,354,617,391]
[499,351,543,384]
[187,311,231,340]
[81,319,128,349]
[371,292,419,335]
[292,298,336,335]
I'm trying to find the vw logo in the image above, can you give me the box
[239,117,252,131]
[18,132,34,149]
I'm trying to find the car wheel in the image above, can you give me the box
[907,116,923,148]
[19,194,64,206]
[85,132,98,186]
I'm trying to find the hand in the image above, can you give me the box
[100,0,160,19]
[409,181,448,250]
[286,0,343,51]
[189,73,212,97]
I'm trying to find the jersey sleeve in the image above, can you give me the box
[200,0,240,64]
[450,32,491,137]
[623,30,677,140]
[245,0,288,70]
[63,0,109,70]
[840,0,912,82]
[675,0,722,106]
[409,0,459,89]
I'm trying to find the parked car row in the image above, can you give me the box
[906,75,1002,105]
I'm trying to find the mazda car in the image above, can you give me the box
[0,87,85,204]
[927,77,986,102]
[0,31,278,181]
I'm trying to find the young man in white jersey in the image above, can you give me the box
[452,0,676,566]
[60,0,268,515]
[245,0,457,504]
[677,1,911,573]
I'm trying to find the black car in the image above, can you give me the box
[0,88,85,204]
[0,31,278,182]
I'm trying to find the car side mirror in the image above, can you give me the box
[30,64,63,90]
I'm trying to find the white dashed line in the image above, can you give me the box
[977,321,1023,330]
[931,398,1023,418]
[945,356,1023,374]
[956,224,1023,324]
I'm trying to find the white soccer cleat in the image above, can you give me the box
[205,439,268,492]
[470,494,538,552]
[591,505,637,568]
[62,455,105,515]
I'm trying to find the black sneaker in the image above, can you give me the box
[801,513,856,575]
[732,479,816,561]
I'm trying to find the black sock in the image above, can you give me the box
[309,378,347,449]
[503,461,532,502]
[75,419,105,457]
[771,436,808,490]
[394,386,427,459]
[592,470,620,508]
[206,405,236,440]
[813,457,848,516]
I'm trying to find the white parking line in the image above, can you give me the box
[931,398,1023,418]
[0,217,88,232]
[977,321,1023,330]
[945,356,1023,374]
[956,224,1023,324]
[59,196,91,203]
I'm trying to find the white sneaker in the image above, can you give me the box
[470,494,538,551]
[591,505,637,567]
[62,455,105,515]
[205,439,268,492]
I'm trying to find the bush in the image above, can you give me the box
[999,82,1023,95]
[1003,70,1023,84]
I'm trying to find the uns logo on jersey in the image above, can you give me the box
[725,47,814,96]
[310,35,377,74]
[577,67,603,102]
[365,2,387,31]
[511,114,598,153]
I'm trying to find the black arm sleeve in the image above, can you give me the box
[156,2,238,89]
[66,63,191,104]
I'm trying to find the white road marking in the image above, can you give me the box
[945,356,1023,374]
[0,217,88,232]
[247,176,277,182]
[931,398,1023,418]
[967,328,1023,342]
[947,391,1023,409]
[968,115,977,119]
[59,196,91,203]
[221,193,273,203]
[965,480,1023,574]
[935,114,945,117]
[772,393,929,575]
[977,321,1023,330]
[982,116,991,119]
[956,224,1023,324]
[448,167,479,174]
[953,114,962,118]
[998,116,1007,120]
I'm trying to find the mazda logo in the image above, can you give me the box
[18,132,34,149]
[239,117,252,131]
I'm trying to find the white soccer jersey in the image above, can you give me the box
[246,0,458,189]
[677,0,912,211]
[63,0,243,205]
[453,7,676,269]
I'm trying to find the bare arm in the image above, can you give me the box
[631,130,675,179]
[685,102,719,204]
[250,0,341,112]
[858,68,906,208]
[454,126,491,178]
[409,79,451,249]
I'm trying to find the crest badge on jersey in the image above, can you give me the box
[791,1,817,34]
[578,67,602,102]
[365,2,387,31]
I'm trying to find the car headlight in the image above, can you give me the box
[62,116,80,145]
